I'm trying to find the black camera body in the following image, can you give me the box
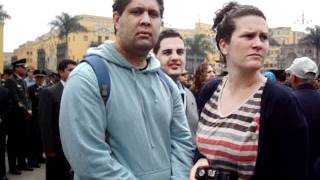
[195,166,238,180]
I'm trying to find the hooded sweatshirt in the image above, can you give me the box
[59,42,194,180]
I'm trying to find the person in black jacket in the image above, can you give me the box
[189,2,308,180]
[28,70,47,168]
[39,60,76,180]
[0,86,10,180]
[4,58,33,175]
[286,57,320,180]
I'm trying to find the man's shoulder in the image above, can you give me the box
[0,86,9,95]
[184,87,196,100]
[264,80,293,99]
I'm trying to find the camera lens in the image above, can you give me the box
[198,169,206,177]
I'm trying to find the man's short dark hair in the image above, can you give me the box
[57,59,77,72]
[153,29,184,55]
[112,0,164,18]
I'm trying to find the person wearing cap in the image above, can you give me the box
[286,56,320,180]
[4,58,33,175]
[153,29,199,141]
[28,70,47,168]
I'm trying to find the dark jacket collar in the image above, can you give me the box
[295,83,316,91]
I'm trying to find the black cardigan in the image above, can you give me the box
[195,79,309,180]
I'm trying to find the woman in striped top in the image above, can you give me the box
[189,2,308,180]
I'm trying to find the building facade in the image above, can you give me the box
[13,15,115,72]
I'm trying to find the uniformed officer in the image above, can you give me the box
[4,58,33,175]
[28,70,46,168]
[1,69,13,87]
[0,86,10,180]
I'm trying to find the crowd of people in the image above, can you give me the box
[0,59,77,180]
[1,0,320,180]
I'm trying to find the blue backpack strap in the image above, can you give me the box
[81,55,111,105]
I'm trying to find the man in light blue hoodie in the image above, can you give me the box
[59,0,194,180]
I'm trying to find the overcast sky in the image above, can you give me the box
[1,0,319,52]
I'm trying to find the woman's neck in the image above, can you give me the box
[226,67,265,91]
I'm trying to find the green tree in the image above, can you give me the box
[185,34,213,62]
[299,25,320,65]
[0,5,10,21]
[49,12,87,58]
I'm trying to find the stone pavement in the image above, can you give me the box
[4,154,45,180]
[6,165,45,180]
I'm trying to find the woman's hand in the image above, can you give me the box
[189,158,209,180]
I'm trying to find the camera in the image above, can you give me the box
[195,166,238,180]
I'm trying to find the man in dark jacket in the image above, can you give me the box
[4,58,33,175]
[28,70,46,168]
[39,59,76,180]
[0,86,10,180]
[286,56,320,180]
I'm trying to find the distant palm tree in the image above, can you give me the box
[185,34,213,62]
[49,12,87,58]
[299,25,320,65]
[0,5,10,21]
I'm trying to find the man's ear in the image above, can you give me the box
[113,12,120,33]
[219,39,229,56]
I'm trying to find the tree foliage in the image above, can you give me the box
[49,12,87,58]
[299,25,320,64]
[185,34,213,61]
[0,5,10,21]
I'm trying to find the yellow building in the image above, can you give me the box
[264,46,281,69]
[14,15,115,71]
[269,27,305,45]
[14,15,303,72]
[173,22,219,63]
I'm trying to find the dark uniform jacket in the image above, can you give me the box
[29,84,43,116]
[38,82,64,155]
[4,74,30,115]
[293,83,320,180]
[0,86,10,133]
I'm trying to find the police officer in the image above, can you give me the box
[28,70,46,168]
[4,58,33,175]
[0,85,10,180]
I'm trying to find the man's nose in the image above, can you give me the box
[140,12,151,25]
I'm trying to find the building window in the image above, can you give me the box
[105,36,109,40]
[73,36,76,41]
[84,35,88,41]
[98,36,102,44]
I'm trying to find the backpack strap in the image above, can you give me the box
[81,55,111,105]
